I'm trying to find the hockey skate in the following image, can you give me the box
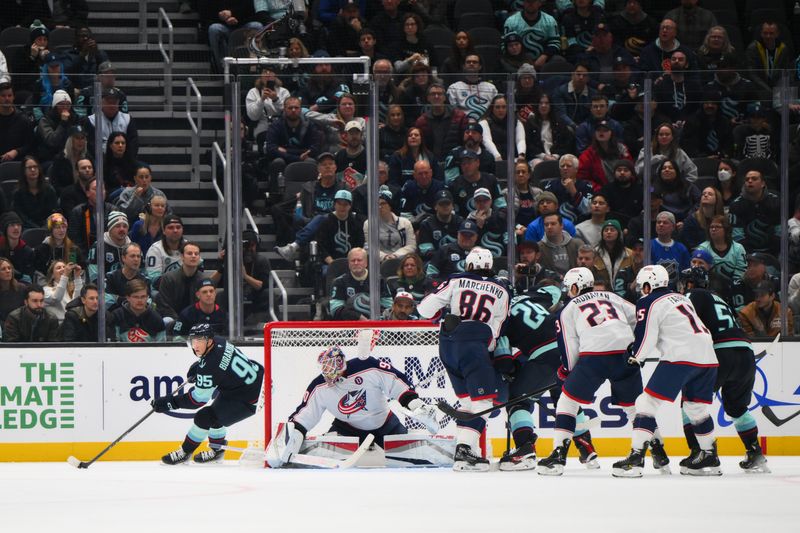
[574,433,600,469]
[499,440,537,472]
[681,447,722,476]
[649,438,671,474]
[161,448,190,465]
[739,442,770,474]
[452,444,490,472]
[612,447,645,478]
[679,447,701,474]
[194,442,227,464]
[537,440,569,476]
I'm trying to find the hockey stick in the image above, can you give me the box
[213,433,375,469]
[761,405,800,427]
[437,381,559,421]
[67,381,189,469]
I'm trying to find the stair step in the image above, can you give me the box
[114,61,212,75]
[87,0,177,12]
[140,130,223,145]
[89,12,199,27]
[92,26,198,44]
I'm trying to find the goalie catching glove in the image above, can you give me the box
[266,422,306,468]
[406,398,439,434]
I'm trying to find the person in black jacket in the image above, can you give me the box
[107,278,165,342]
[315,189,365,267]
[60,283,99,342]
[3,284,59,342]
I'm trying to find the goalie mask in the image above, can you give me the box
[318,346,347,384]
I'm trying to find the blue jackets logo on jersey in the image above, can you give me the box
[338,389,368,416]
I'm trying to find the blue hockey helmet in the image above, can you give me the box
[188,323,215,340]
[679,266,709,290]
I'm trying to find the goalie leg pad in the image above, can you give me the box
[266,422,304,468]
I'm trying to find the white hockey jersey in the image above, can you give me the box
[630,288,718,366]
[289,357,416,432]
[416,272,512,350]
[145,241,182,281]
[557,290,637,371]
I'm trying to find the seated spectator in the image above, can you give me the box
[102,131,138,197]
[638,17,696,74]
[627,187,666,247]
[479,95,526,162]
[273,152,344,260]
[60,283,99,342]
[576,193,611,247]
[592,219,633,296]
[694,214,746,285]
[329,247,391,320]
[502,0,560,69]
[0,83,35,163]
[652,49,702,123]
[381,290,418,320]
[33,212,86,282]
[87,88,138,159]
[678,187,724,251]
[705,55,765,127]
[607,0,659,59]
[145,214,186,284]
[205,3,264,74]
[577,121,633,192]
[414,83,468,160]
[514,64,543,124]
[598,159,642,228]
[745,21,794,93]
[635,123,697,183]
[49,125,88,192]
[3,284,59,342]
[730,251,780,313]
[372,60,401,125]
[262,95,324,192]
[652,159,700,222]
[0,211,35,283]
[36,88,79,166]
[299,56,351,115]
[575,95,624,155]
[393,12,430,75]
[551,62,596,131]
[617,237,646,302]
[499,32,536,75]
[107,278,166,342]
[732,103,779,161]
[364,189,415,262]
[686,249,729,299]
[447,148,505,216]
[87,210,131,282]
[62,26,109,89]
[334,121,367,191]
[105,242,147,309]
[389,127,441,186]
[524,190,577,243]
[276,37,309,94]
[538,213,585,277]
[238,229,271,314]
[352,160,399,217]
[605,57,641,122]
[622,93,670,156]
[714,160,738,207]
[399,159,444,223]
[576,244,600,278]
[680,89,734,158]
[115,163,167,222]
[398,61,439,126]
[173,278,227,338]
[327,0,367,57]
[663,0,716,50]
[542,154,593,223]
[504,159,542,234]
[695,26,738,80]
[354,28,388,67]
[728,169,780,255]
[59,157,94,216]
[426,220,478,281]
[738,281,792,338]
[31,55,76,124]
[314,189,365,266]
[0,256,26,322]
[561,0,605,63]
[245,67,290,148]
[154,241,209,321]
[128,194,167,256]
[378,105,407,161]
[43,259,83,321]
[307,94,365,155]
[466,188,507,258]
[651,211,690,288]
[524,93,574,168]
[417,190,462,260]
[11,155,59,229]
[75,61,128,119]
[387,252,435,303]
[514,240,561,294]
[11,21,51,98]
[67,177,115,254]
[441,31,476,83]
[580,22,637,92]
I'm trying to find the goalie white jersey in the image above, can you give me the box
[289,357,417,433]
[557,291,637,371]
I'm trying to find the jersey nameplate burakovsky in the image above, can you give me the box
[456,278,505,299]
[219,343,234,371]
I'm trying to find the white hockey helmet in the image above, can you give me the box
[562,267,594,297]
[636,264,670,294]
[465,246,493,271]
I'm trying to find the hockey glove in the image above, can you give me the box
[408,398,440,434]
[152,395,177,413]
[557,365,570,382]
[492,356,518,383]
[187,361,200,384]
[627,357,644,368]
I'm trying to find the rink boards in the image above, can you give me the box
[0,341,799,461]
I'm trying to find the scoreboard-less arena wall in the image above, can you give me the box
[1,340,799,462]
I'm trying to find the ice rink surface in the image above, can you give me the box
[1,457,799,533]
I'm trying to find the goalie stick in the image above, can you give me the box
[437,381,559,421]
[67,381,189,469]
[213,433,375,469]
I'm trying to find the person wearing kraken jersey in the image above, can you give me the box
[445,55,498,122]
[417,190,463,260]
[425,220,478,282]
[145,214,187,287]
[503,0,561,70]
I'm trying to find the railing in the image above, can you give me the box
[157,7,174,112]
[186,77,202,182]
[268,271,289,322]
[211,141,226,250]
[138,0,147,45]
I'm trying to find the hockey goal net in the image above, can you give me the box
[264,320,468,446]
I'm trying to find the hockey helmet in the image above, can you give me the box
[679,266,709,290]
[318,346,347,384]
[187,323,215,357]
[465,246,493,271]
[562,267,594,297]
[636,264,669,294]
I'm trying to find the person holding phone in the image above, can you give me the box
[245,67,290,147]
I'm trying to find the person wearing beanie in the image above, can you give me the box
[575,192,611,247]
[87,210,131,282]
[523,190,577,242]
[650,210,690,288]
[0,211,35,283]
[599,159,644,228]
[364,188,416,262]
[35,81,78,163]
[592,218,634,292]
[499,35,537,74]
[32,51,76,123]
